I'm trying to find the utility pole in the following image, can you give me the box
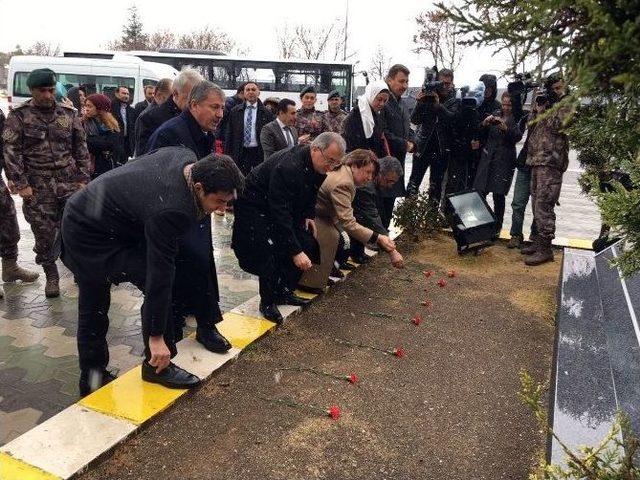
[343,0,349,62]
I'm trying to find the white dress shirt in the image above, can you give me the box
[276,117,295,147]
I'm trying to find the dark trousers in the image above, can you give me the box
[510,166,538,238]
[380,197,394,229]
[484,192,506,234]
[531,166,563,242]
[75,244,177,372]
[239,146,263,176]
[233,202,320,304]
[408,150,447,203]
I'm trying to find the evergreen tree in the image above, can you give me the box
[111,5,149,51]
[438,0,640,275]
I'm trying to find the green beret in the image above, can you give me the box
[327,90,341,100]
[27,68,57,88]
[299,85,316,98]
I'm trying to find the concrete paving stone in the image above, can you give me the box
[0,407,43,444]
[0,404,137,479]
[172,338,241,380]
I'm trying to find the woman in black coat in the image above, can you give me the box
[342,80,390,158]
[473,91,523,235]
[83,94,126,179]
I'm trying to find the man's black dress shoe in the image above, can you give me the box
[330,266,345,279]
[79,368,117,398]
[259,302,283,324]
[196,326,232,353]
[339,262,356,270]
[276,292,311,307]
[350,253,372,264]
[141,362,200,389]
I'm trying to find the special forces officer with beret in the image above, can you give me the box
[295,86,329,143]
[323,90,347,134]
[2,68,91,297]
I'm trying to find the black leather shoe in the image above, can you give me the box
[259,302,283,324]
[339,262,356,271]
[275,292,311,307]
[79,368,117,398]
[350,253,372,264]
[330,266,345,279]
[141,362,200,389]
[196,326,232,353]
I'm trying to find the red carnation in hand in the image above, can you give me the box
[421,299,432,307]
[348,373,359,384]
[447,270,457,278]
[412,314,423,326]
[393,347,405,358]
[423,270,434,278]
[327,405,341,420]
[437,278,447,288]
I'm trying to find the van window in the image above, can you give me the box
[143,78,157,87]
[13,72,136,99]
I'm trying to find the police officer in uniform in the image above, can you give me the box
[295,86,328,143]
[2,69,91,297]
[522,74,570,266]
[0,110,40,299]
[323,90,347,134]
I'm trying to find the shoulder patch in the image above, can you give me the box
[55,115,71,129]
[2,128,19,143]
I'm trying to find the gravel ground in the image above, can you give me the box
[79,234,559,480]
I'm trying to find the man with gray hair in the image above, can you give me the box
[350,156,405,264]
[136,68,203,156]
[145,80,232,354]
[232,132,345,323]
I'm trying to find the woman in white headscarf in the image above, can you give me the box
[342,80,390,158]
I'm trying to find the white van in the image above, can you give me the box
[7,55,179,108]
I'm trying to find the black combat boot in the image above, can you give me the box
[42,263,60,298]
[2,258,40,283]
[525,239,554,266]
[520,234,540,255]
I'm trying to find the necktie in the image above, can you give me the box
[244,106,254,147]
[284,126,294,147]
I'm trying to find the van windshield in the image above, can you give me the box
[13,72,136,99]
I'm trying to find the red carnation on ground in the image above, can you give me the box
[422,270,434,278]
[447,270,457,278]
[393,347,405,358]
[437,278,448,288]
[327,405,341,420]
[347,373,359,384]
[412,314,423,326]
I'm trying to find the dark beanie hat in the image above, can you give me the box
[327,89,341,100]
[86,94,112,112]
[27,68,57,88]
[300,85,316,98]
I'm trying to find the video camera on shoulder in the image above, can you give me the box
[421,66,443,104]
[507,72,539,97]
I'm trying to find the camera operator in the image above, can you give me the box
[407,68,459,205]
[522,73,570,266]
[446,83,484,193]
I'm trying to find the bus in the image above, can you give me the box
[64,50,354,110]
[8,55,179,108]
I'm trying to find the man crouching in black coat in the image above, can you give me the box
[62,147,244,396]
[232,132,346,324]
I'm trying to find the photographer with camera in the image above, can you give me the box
[521,73,570,266]
[473,91,523,238]
[407,68,459,205]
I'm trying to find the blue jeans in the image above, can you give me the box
[510,166,537,237]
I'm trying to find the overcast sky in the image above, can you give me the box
[0,0,513,88]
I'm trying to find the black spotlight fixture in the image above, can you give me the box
[445,190,497,255]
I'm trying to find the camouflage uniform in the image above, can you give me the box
[295,108,328,140]
[0,110,20,260]
[323,109,347,134]
[2,100,91,266]
[526,105,570,243]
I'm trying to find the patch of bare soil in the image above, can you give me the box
[79,235,559,480]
